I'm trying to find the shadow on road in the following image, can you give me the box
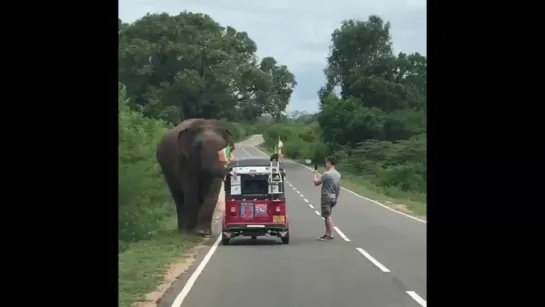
[227,237,283,246]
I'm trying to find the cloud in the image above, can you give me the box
[119,0,426,113]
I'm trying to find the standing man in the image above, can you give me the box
[313,156,341,241]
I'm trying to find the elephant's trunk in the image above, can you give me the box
[199,144,227,179]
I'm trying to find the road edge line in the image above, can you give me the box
[170,235,222,307]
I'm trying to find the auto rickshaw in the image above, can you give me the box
[222,158,289,245]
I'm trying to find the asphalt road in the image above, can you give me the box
[161,135,427,307]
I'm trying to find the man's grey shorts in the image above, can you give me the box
[321,197,336,218]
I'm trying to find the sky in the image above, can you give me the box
[119,0,426,113]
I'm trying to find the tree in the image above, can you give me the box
[318,15,427,146]
[317,15,427,194]
[118,12,297,124]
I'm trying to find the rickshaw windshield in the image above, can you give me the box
[240,174,269,196]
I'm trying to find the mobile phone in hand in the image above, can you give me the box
[314,164,318,171]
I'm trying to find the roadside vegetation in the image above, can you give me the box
[261,16,427,217]
[118,12,295,307]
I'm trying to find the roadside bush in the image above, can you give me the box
[262,122,325,160]
[260,122,426,200]
[118,84,173,250]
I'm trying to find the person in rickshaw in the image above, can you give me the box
[219,142,236,166]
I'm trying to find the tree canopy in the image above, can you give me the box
[319,16,426,147]
[261,15,427,202]
[318,15,427,194]
[118,12,297,124]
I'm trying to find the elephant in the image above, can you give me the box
[156,118,235,236]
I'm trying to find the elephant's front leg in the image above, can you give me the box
[195,178,223,237]
[182,178,200,233]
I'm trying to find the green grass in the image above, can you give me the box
[119,216,204,307]
[259,145,426,219]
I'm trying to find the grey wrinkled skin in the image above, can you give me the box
[156,118,234,235]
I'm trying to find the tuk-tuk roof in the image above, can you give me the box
[227,158,283,169]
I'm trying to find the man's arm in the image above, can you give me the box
[313,172,325,186]
[335,179,341,200]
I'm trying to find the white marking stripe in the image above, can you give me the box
[333,227,351,242]
[251,145,426,224]
[309,204,314,209]
[239,147,252,157]
[170,235,221,307]
[406,291,426,307]
[303,198,309,203]
[314,210,321,216]
[356,248,390,272]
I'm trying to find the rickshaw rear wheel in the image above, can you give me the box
[281,232,290,244]
[221,234,230,245]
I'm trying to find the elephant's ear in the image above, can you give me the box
[177,127,197,158]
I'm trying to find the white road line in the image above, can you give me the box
[303,198,309,203]
[170,235,222,307]
[356,248,390,272]
[406,291,426,307]
[314,210,321,216]
[239,147,253,157]
[309,204,314,209]
[251,145,426,224]
[333,227,351,242]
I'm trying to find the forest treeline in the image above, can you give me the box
[262,16,426,203]
[119,12,297,123]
